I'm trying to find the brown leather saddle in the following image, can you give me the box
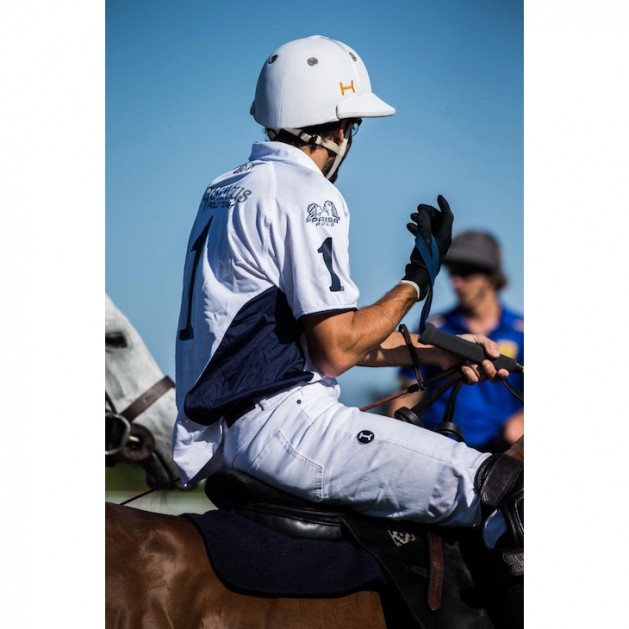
[205,470,499,629]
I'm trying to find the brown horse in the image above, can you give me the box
[105,440,523,629]
[106,501,390,628]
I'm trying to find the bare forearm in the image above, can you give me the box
[303,284,506,382]
[359,330,420,367]
[303,283,418,376]
[358,326,448,367]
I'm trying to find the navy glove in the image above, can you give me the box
[408,194,454,261]
[401,195,454,300]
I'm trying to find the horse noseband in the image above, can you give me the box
[105,376,175,461]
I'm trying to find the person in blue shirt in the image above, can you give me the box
[388,229,524,452]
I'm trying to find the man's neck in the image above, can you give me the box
[300,144,337,177]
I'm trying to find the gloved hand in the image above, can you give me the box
[401,195,454,300]
[408,194,454,261]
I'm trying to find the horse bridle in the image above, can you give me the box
[105,375,175,457]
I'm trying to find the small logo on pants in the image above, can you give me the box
[357,430,375,444]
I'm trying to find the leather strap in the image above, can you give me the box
[426,531,444,610]
[398,324,424,389]
[120,376,175,422]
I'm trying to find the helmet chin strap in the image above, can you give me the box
[268,128,349,181]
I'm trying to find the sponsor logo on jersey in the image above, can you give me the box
[233,162,254,174]
[306,200,340,226]
[202,184,252,210]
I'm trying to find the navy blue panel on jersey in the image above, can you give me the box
[184,287,314,425]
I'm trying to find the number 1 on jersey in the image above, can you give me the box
[179,217,214,340]
[317,237,343,292]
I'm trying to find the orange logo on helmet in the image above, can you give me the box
[339,80,355,96]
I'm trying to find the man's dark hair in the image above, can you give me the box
[490,269,508,292]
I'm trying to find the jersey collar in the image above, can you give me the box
[249,141,324,176]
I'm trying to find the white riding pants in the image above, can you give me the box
[211,380,506,545]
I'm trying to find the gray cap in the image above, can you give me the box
[444,230,502,271]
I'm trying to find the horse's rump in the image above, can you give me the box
[105,503,389,629]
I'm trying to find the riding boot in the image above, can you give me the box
[474,452,524,576]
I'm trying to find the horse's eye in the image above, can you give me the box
[106,332,128,348]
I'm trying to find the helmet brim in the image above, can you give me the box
[336,92,395,119]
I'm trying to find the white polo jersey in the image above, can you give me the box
[173,141,360,478]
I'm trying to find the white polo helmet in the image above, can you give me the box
[251,36,394,180]
[251,35,395,129]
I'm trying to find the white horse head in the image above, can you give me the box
[105,293,181,488]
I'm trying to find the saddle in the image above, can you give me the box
[204,470,497,629]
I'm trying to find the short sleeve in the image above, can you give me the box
[270,173,360,319]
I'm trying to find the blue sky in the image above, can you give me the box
[106,0,523,406]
